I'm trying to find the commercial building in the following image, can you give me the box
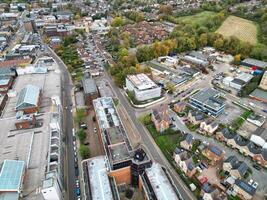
[126,73,161,102]
[229,73,253,90]
[82,97,180,200]
[82,74,98,106]
[241,58,267,70]
[189,88,225,117]
[249,89,267,103]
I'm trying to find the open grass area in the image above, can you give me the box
[169,11,220,27]
[216,16,258,45]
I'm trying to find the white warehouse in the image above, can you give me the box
[126,73,161,102]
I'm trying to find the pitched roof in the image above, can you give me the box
[183,133,193,144]
[190,110,205,121]
[0,160,25,191]
[208,145,223,157]
[234,135,249,146]
[152,104,170,123]
[15,84,40,110]
[247,142,262,154]
[221,128,236,139]
[235,179,256,195]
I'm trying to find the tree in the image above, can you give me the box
[79,145,90,159]
[214,38,224,50]
[159,5,173,15]
[136,46,155,62]
[199,33,208,47]
[165,82,175,94]
[111,16,124,27]
[118,48,128,60]
[78,129,86,143]
[234,54,241,64]
[75,108,86,123]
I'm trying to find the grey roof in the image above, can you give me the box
[226,156,248,177]
[202,183,215,193]
[250,89,267,101]
[15,85,40,110]
[189,51,208,61]
[0,67,16,77]
[235,179,256,195]
[247,142,262,154]
[174,147,183,155]
[241,58,267,69]
[262,148,267,160]
[184,133,193,144]
[225,155,238,166]
[190,88,225,110]
[234,135,249,146]
[204,118,218,128]
[236,162,248,177]
[221,128,236,139]
[190,110,205,121]
[82,76,97,95]
[231,78,246,86]
[0,193,19,200]
[209,145,223,156]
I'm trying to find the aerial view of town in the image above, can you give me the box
[0,0,267,200]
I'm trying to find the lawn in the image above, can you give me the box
[216,15,258,45]
[169,11,220,27]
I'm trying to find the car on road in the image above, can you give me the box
[75,168,79,177]
[171,117,175,121]
[73,136,76,141]
[76,179,80,188]
[74,162,78,169]
[76,187,80,196]
[253,163,261,170]
[80,123,88,130]
[262,109,267,113]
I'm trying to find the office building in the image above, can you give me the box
[126,73,161,102]
[189,88,225,117]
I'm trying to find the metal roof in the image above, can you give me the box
[0,160,25,191]
[0,193,19,200]
[242,58,267,69]
[82,76,97,95]
[16,85,40,110]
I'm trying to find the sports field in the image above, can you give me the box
[216,15,258,44]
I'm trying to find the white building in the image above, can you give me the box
[126,73,161,102]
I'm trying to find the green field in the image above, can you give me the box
[216,16,258,44]
[169,11,220,27]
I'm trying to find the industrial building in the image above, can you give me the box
[126,73,161,102]
[189,88,225,117]
[241,58,267,70]
[259,71,267,90]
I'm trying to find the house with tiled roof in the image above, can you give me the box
[223,156,248,179]
[180,133,194,150]
[201,182,221,200]
[216,128,236,142]
[233,179,256,200]
[253,148,267,168]
[200,118,219,136]
[152,104,171,133]
[247,142,262,158]
[203,145,225,165]
[188,110,205,125]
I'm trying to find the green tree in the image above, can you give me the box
[75,108,86,123]
[79,145,90,159]
[78,129,86,143]
[199,33,208,47]
[214,38,224,50]
[159,5,173,15]
[111,16,124,27]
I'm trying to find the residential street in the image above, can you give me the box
[168,109,267,194]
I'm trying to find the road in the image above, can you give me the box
[46,46,77,200]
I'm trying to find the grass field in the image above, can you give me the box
[176,11,219,27]
[216,16,258,44]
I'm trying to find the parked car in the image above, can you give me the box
[80,123,88,130]
[252,182,258,189]
[75,168,79,177]
[253,163,261,170]
[76,187,80,196]
[94,127,97,133]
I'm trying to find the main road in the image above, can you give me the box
[46,46,77,200]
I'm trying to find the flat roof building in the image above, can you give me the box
[82,74,98,105]
[126,73,161,102]
[189,88,225,117]
[241,58,267,70]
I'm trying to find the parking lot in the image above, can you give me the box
[217,102,244,125]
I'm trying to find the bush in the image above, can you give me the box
[75,108,86,123]
[78,129,86,143]
[125,188,134,199]
[79,145,90,159]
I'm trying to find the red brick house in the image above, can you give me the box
[151,104,171,133]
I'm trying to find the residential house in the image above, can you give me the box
[152,104,171,133]
[216,128,236,142]
[232,135,249,154]
[250,127,267,148]
[247,142,262,159]
[173,102,187,113]
[173,148,196,177]
[253,148,267,168]
[201,182,221,200]
[180,133,194,150]
[233,179,256,200]
[0,76,14,94]
[203,145,224,165]
[188,110,205,125]
[223,156,248,179]
[200,119,218,136]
